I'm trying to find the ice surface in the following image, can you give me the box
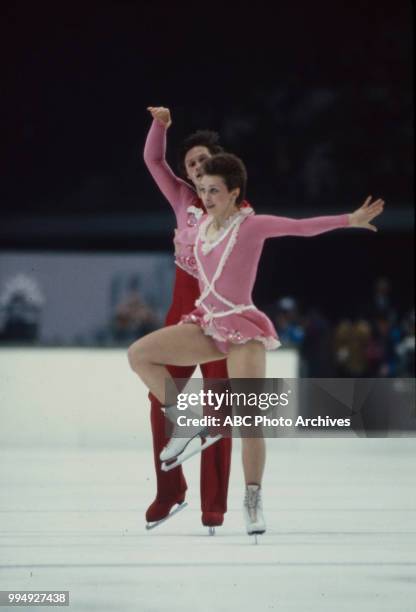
[0,349,415,611]
[1,441,416,612]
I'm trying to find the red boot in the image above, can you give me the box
[146,493,186,523]
[201,511,224,527]
[146,395,187,522]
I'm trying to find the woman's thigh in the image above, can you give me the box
[131,323,225,367]
[227,340,266,378]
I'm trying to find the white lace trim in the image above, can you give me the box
[199,206,254,255]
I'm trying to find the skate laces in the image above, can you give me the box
[244,485,262,521]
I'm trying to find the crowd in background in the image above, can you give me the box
[273,277,414,378]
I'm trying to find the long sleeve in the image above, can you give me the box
[249,213,350,239]
[143,119,197,224]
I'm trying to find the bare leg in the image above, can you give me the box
[128,323,225,404]
[129,326,266,484]
[227,341,266,486]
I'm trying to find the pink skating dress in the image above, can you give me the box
[181,207,350,353]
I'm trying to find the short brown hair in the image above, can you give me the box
[177,130,223,178]
[201,153,247,205]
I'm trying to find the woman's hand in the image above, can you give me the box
[147,106,172,128]
[348,196,385,231]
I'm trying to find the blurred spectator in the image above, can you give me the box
[333,319,354,377]
[0,273,45,343]
[274,296,304,348]
[350,320,372,376]
[112,277,159,343]
[366,313,401,377]
[396,310,415,376]
[365,276,394,319]
[303,142,336,202]
[301,308,333,376]
[333,319,372,377]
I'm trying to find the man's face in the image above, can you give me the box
[184,146,211,186]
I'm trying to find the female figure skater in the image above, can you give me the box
[130,151,384,535]
[143,106,232,531]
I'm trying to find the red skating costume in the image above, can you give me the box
[144,120,231,527]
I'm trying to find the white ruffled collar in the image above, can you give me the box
[199,206,253,254]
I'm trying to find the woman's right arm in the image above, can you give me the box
[143,108,196,219]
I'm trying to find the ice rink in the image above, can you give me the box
[1,349,415,611]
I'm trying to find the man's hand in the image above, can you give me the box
[147,106,172,128]
[348,196,385,231]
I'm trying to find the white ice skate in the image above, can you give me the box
[243,484,266,541]
[160,427,222,472]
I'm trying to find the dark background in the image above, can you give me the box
[1,0,414,319]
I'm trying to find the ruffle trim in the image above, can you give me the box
[180,312,281,353]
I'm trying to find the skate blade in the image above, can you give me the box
[249,531,266,545]
[248,529,266,545]
[145,502,188,530]
[161,434,223,472]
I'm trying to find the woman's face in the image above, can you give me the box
[198,174,239,218]
[184,146,211,186]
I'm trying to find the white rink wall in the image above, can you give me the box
[0,347,298,448]
[0,252,175,344]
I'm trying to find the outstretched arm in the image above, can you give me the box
[252,196,385,239]
[143,107,197,220]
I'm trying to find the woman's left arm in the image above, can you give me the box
[253,196,385,238]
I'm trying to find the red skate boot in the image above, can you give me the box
[201,511,224,536]
[145,493,187,529]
